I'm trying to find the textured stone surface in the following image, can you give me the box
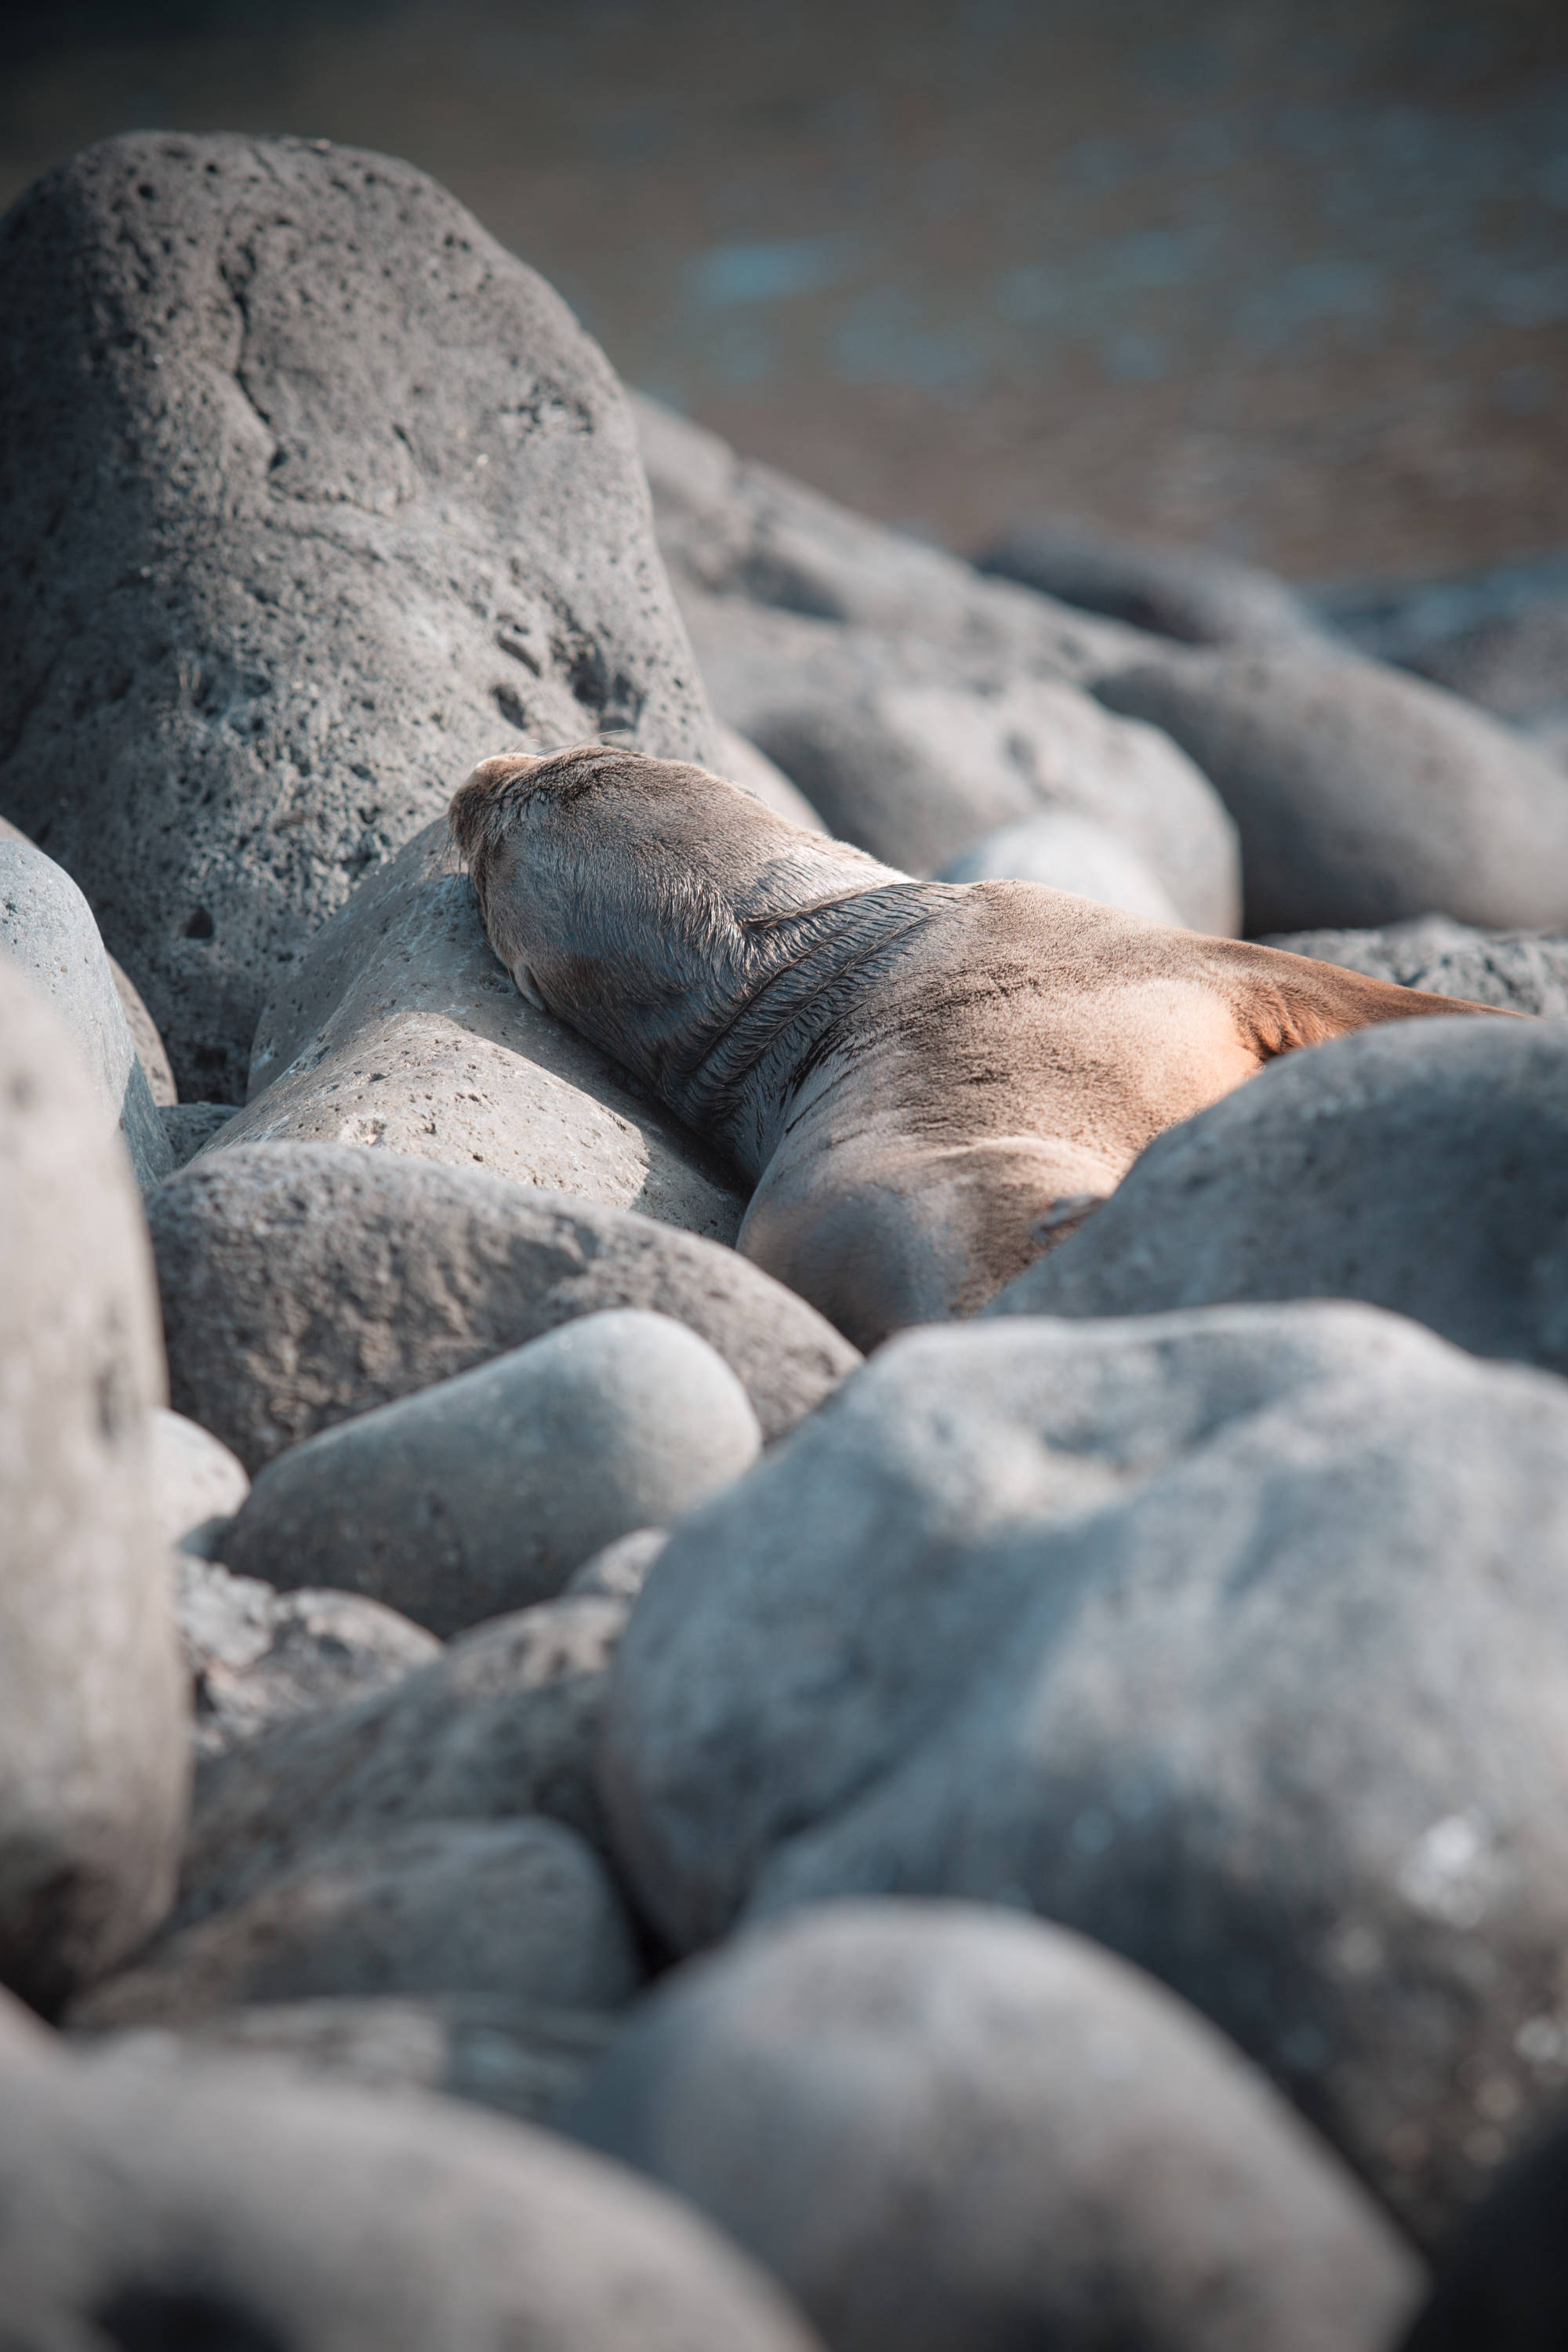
[572,1902,1421,2352]
[207,818,746,1237]
[0,837,172,1190]
[149,1406,250,1555]
[176,1555,441,1759]
[222,1309,761,1634]
[985,1018,1568,1374]
[151,1142,856,1470]
[0,2038,823,2350]
[0,133,718,1100]
[0,957,187,2013]
[1266,914,1568,1017]
[938,808,1185,923]
[180,1594,629,1925]
[1098,647,1568,935]
[161,1100,241,1165]
[73,1817,641,2025]
[979,521,1325,649]
[602,1302,1568,2244]
[566,1528,670,1602]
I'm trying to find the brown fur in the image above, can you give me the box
[450,744,1506,1348]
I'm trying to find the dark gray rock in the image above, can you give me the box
[1096,647,1568,934]
[218,818,746,1240]
[222,1309,761,1633]
[175,1556,441,1759]
[984,1018,1568,1374]
[0,134,717,1101]
[938,808,1185,923]
[0,2038,823,2351]
[180,1593,630,1924]
[566,1528,669,1602]
[601,1301,1568,2244]
[150,1142,856,1471]
[572,1901,1421,2352]
[81,1993,616,2128]
[0,956,188,2014]
[72,1817,641,2025]
[1265,914,1568,1017]
[979,521,1324,650]
[0,837,173,1190]
[1399,2112,1568,2351]
[150,1407,250,1555]
[161,1101,241,1165]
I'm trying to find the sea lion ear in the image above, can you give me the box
[447,752,547,861]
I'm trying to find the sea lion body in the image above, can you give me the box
[450,746,1500,1349]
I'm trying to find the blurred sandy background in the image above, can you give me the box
[3,0,1565,586]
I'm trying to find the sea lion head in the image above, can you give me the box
[449,742,898,1097]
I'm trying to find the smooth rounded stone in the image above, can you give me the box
[0,837,173,1190]
[984,1019,1568,1374]
[978,521,1325,650]
[1399,2113,1568,2351]
[601,1301,1568,2245]
[150,1406,250,1556]
[572,1901,1421,2352]
[0,136,718,1104]
[1097,646,1568,934]
[222,1309,762,1634]
[0,2040,824,2352]
[734,673,1240,930]
[212,819,745,1241]
[1265,914,1568,1017]
[712,719,827,831]
[1322,554,1568,732]
[161,1100,241,1167]
[151,1143,852,1472]
[938,808,1185,924]
[180,1594,631,1925]
[0,957,188,2013]
[176,1555,441,1759]
[71,1817,642,2027]
[566,1528,670,1602]
[81,1994,616,2128]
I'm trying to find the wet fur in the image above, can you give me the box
[451,744,1507,1348]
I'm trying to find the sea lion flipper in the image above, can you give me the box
[1209,940,1519,1062]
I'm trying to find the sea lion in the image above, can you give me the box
[449,744,1503,1350]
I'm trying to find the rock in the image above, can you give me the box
[175,1555,441,1759]
[601,1301,1568,2244]
[1265,914,1568,1018]
[938,808,1185,924]
[180,1593,630,1922]
[71,1817,641,2026]
[80,1993,616,2127]
[983,1018,1568,1374]
[0,2037,822,2350]
[1399,2112,1568,2351]
[220,1308,761,1634]
[1096,647,1568,935]
[150,1142,855,1471]
[572,1901,1421,2352]
[0,837,173,1190]
[0,956,188,2013]
[566,1528,669,1602]
[0,136,718,1102]
[711,719,826,831]
[162,1100,241,1165]
[1322,553,1568,734]
[150,1406,250,1555]
[208,815,746,1239]
[979,520,1324,650]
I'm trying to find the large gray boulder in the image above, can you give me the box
[979,520,1325,651]
[180,1593,631,1925]
[150,1142,855,1471]
[73,1817,641,2027]
[938,808,1185,924]
[0,134,717,1101]
[204,811,746,1240]
[1097,647,1568,934]
[0,838,172,1189]
[0,957,188,2013]
[601,1302,1568,2244]
[1266,913,1568,1017]
[0,2038,822,2351]
[221,1310,761,1634]
[572,1902,1421,2352]
[985,1018,1568,1374]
